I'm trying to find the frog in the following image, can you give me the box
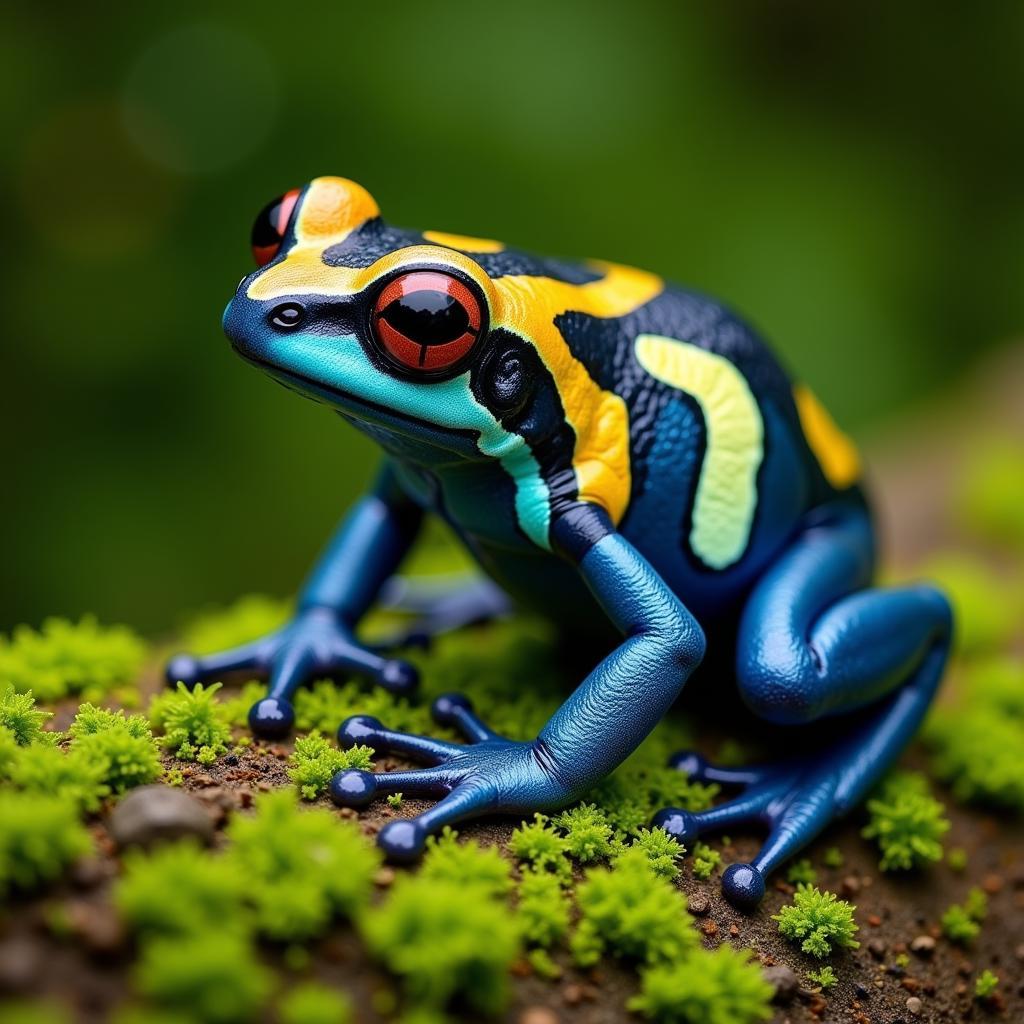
[166,177,952,908]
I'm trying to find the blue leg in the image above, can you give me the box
[166,463,425,738]
[331,508,707,863]
[655,501,952,910]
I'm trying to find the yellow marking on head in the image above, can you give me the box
[635,334,763,569]
[294,177,379,244]
[493,262,663,524]
[422,230,505,253]
[792,384,861,490]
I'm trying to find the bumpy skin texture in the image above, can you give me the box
[167,177,952,906]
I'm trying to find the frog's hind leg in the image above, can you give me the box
[654,500,952,910]
[372,575,514,650]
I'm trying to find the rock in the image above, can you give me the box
[910,935,936,956]
[867,938,887,960]
[763,964,799,1004]
[66,900,126,956]
[520,1009,560,1024]
[0,937,43,993]
[70,856,114,889]
[840,874,861,897]
[686,892,710,915]
[906,994,923,1015]
[109,785,214,849]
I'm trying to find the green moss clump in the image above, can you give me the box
[628,945,773,1024]
[773,885,860,958]
[925,657,1024,811]
[6,743,109,812]
[116,841,248,939]
[516,867,570,948]
[785,858,818,885]
[0,791,91,896]
[0,1002,71,1024]
[571,846,697,967]
[360,873,520,1016]
[420,827,511,897]
[287,731,373,800]
[135,929,272,1024]
[822,846,844,868]
[974,969,1000,1000]
[958,440,1024,554]
[0,685,53,746]
[226,790,379,941]
[941,886,988,945]
[618,827,683,880]
[691,841,722,880]
[149,682,232,763]
[294,678,429,736]
[807,965,837,989]
[68,703,161,793]
[509,813,572,879]
[178,594,291,655]
[552,802,613,862]
[861,771,950,871]
[279,983,352,1024]
[0,616,147,702]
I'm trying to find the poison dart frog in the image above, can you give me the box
[167,177,952,908]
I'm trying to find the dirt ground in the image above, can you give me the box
[2,348,1022,1023]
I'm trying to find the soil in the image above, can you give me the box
[3,347,1023,1024]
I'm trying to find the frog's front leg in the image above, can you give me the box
[330,507,706,861]
[654,500,952,909]
[166,463,426,738]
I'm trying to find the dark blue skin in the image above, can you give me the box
[168,180,952,907]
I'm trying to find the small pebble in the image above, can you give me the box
[867,913,882,927]
[561,984,584,1006]
[762,964,799,1004]
[906,994,923,1016]
[855,983,871,1000]
[109,785,214,849]
[981,873,1004,895]
[70,856,113,889]
[729,923,740,937]
[519,1009,560,1024]
[374,867,396,888]
[65,901,125,956]
[910,935,936,956]
[841,875,861,897]
[686,892,710,916]
[1015,944,1024,962]
[0,938,43,993]
[868,938,887,960]
[701,920,718,937]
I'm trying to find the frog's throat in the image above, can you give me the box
[634,334,764,570]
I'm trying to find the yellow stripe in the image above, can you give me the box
[422,230,504,253]
[634,334,763,569]
[792,384,861,490]
[493,262,663,525]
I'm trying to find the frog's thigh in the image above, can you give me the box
[736,502,951,725]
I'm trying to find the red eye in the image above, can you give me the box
[372,271,484,374]
[251,188,300,267]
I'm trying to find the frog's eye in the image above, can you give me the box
[251,189,301,267]
[371,271,484,375]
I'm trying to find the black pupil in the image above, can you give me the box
[380,290,470,346]
[252,195,287,249]
[271,304,302,328]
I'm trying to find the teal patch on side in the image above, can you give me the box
[283,334,552,549]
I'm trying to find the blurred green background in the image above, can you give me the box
[2,2,1023,633]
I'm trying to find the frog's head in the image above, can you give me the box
[223,176,544,465]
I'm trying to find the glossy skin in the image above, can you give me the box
[167,177,952,907]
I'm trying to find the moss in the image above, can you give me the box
[387,792,403,808]
[806,965,837,989]
[218,680,269,729]
[691,841,722,881]
[0,791,91,896]
[0,616,147,702]
[822,846,844,869]
[628,946,773,1024]
[420,827,511,897]
[68,703,161,793]
[135,929,272,1024]
[941,886,988,945]
[516,867,570,948]
[116,841,248,939]
[947,847,968,872]
[509,813,571,878]
[552,802,613,862]
[974,969,1000,1000]
[619,827,683,880]
[293,678,429,736]
[0,685,53,746]
[178,594,291,655]
[287,731,374,800]
[226,790,379,941]
[279,983,352,1024]
[571,846,697,968]
[861,771,949,871]
[6,743,109,812]
[773,885,860,958]
[957,440,1024,554]
[0,1003,71,1024]
[785,858,818,885]
[149,682,232,763]
[360,873,520,1016]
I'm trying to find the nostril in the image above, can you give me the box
[268,302,305,330]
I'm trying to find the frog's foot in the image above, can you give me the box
[165,608,418,740]
[330,694,565,863]
[654,750,839,910]
[372,575,513,651]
